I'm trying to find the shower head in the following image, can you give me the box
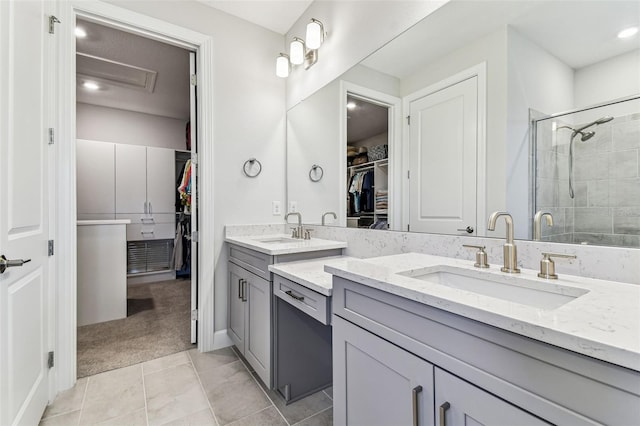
[576,116,615,132]
[579,131,595,142]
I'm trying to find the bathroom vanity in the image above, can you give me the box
[326,253,640,425]
[224,233,346,387]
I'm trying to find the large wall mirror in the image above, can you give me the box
[286,0,640,248]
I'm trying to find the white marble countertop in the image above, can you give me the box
[225,234,347,255]
[269,256,356,296]
[77,220,131,226]
[325,252,640,371]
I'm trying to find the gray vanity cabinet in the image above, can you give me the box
[227,261,271,386]
[332,276,640,426]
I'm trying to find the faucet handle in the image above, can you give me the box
[290,227,298,239]
[538,252,577,279]
[304,229,312,240]
[462,245,489,268]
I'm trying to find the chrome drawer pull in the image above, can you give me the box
[439,401,450,426]
[412,385,423,426]
[285,290,304,301]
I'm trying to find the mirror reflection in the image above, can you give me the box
[286,0,640,248]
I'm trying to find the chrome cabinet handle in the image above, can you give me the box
[149,202,153,216]
[285,290,304,301]
[0,255,31,274]
[439,402,450,426]
[238,278,243,299]
[412,385,422,426]
[457,226,474,234]
[242,279,247,302]
[140,231,154,235]
[144,201,148,214]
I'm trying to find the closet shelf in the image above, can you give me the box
[348,158,388,171]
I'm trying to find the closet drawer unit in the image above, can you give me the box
[126,223,174,240]
[274,274,330,325]
[229,244,273,280]
[116,213,175,225]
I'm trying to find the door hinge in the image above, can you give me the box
[48,240,54,256]
[192,231,198,243]
[191,309,198,320]
[47,351,54,369]
[406,115,411,125]
[48,128,55,145]
[191,153,198,165]
[48,16,61,34]
[190,74,197,86]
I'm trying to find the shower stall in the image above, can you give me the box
[532,96,640,248]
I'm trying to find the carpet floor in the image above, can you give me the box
[77,278,195,378]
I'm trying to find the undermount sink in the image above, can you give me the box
[398,266,588,310]
[256,237,297,244]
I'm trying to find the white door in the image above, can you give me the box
[408,76,478,235]
[115,143,147,214]
[0,1,52,424]
[189,51,198,343]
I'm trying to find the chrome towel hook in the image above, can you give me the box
[309,164,324,182]
[243,158,262,178]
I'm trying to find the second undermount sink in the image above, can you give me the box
[398,266,589,310]
[256,237,297,244]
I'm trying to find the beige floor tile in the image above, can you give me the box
[322,387,332,400]
[79,365,145,425]
[198,361,271,425]
[159,408,217,426]
[96,408,147,426]
[227,407,286,426]
[39,410,81,426]
[293,407,333,426]
[257,379,332,426]
[188,348,237,374]
[145,363,210,426]
[42,378,88,419]
[143,351,191,375]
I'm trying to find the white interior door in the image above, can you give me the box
[189,51,198,344]
[408,76,478,235]
[0,1,51,424]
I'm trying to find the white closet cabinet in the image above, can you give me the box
[76,139,116,220]
[115,144,147,214]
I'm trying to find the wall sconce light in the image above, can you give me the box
[276,18,326,78]
[276,53,290,78]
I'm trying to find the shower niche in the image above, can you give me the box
[533,96,640,248]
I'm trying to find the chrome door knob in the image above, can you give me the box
[457,226,474,234]
[0,255,31,274]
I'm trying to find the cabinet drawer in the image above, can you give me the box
[126,223,174,240]
[229,244,273,280]
[116,213,176,225]
[274,274,330,325]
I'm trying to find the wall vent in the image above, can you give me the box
[76,53,158,93]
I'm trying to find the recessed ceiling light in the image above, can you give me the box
[83,81,99,90]
[346,102,357,110]
[618,26,638,39]
[75,27,87,38]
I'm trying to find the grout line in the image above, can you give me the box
[238,358,289,426]
[322,389,333,401]
[140,365,150,426]
[291,406,333,426]
[187,350,221,426]
[225,406,273,426]
[76,377,90,426]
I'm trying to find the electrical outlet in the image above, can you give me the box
[272,201,281,215]
[289,201,298,213]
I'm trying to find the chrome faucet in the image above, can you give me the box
[487,211,520,273]
[533,211,554,241]
[285,212,304,239]
[321,211,337,226]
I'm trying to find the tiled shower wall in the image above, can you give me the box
[536,112,640,247]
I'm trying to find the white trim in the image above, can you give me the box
[339,81,402,230]
[402,62,487,236]
[55,1,216,394]
[212,329,234,350]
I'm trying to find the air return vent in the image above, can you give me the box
[76,53,158,93]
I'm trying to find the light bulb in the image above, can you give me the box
[290,38,305,65]
[75,27,87,38]
[276,53,290,78]
[306,19,324,50]
[83,81,99,90]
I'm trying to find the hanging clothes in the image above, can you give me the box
[178,159,192,210]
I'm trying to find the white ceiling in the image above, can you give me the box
[76,19,191,120]
[196,0,313,34]
[347,95,389,143]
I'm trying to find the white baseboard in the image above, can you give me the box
[203,329,233,352]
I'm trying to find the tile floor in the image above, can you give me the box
[40,348,333,426]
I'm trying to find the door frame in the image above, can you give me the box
[339,81,402,230]
[402,62,487,235]
[54,0,216,393]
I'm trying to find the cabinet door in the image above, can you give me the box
[333,316,434,426]
[146,147,176,215]
[227,263,246,351]
[76,139,115,219]
[115,144,147,214]
[435,368,549,426]
[245,273,272,387]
